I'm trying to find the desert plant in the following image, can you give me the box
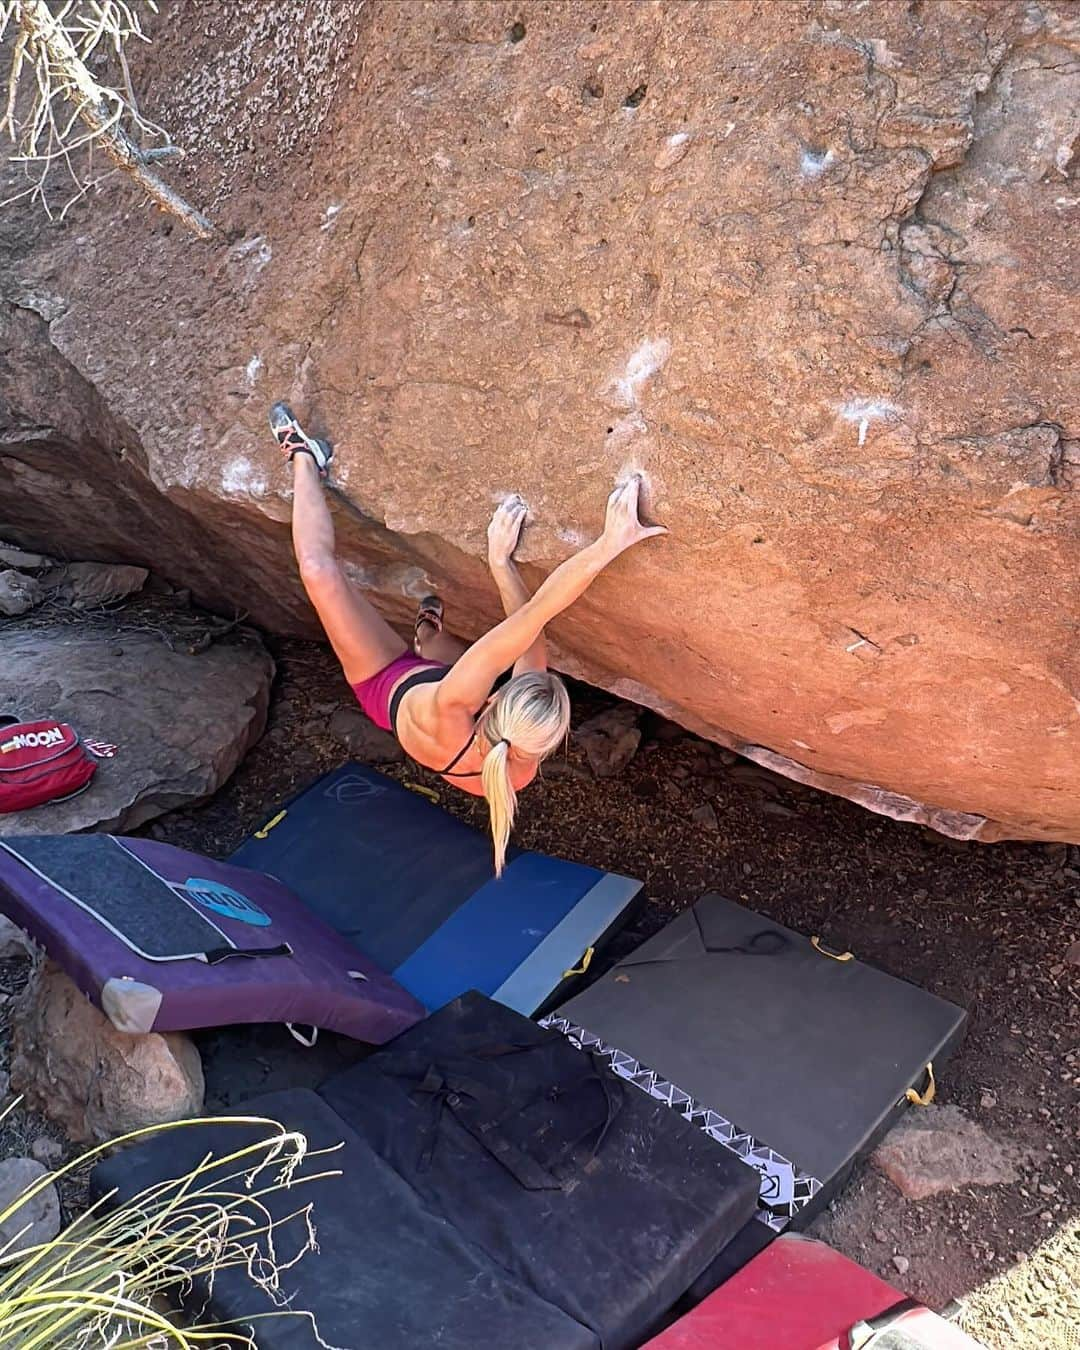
[0,1104,339,1348]
[0,0,211,236]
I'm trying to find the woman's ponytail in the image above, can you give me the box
[478,670,571,877]
[481,738,516,877]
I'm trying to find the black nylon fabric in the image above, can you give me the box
[319,992,759,1350]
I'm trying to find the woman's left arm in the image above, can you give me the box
[488,496,545,676]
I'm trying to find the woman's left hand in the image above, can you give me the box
[488,495,528,570]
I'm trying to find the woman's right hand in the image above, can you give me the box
[599,476,667,559]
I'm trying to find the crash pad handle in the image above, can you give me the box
[253,809,286,840]
[562,945,595,979]
[810,934,853,962]
[904,1061,936,1107]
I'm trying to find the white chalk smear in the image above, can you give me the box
[555,526,588,548]
[342,561,432,599]
[230,235,272,272]
[320,203,343,231]
[654,131,692,169]
[838,398,900,447]
[221,456,268,497]
[613,337,671,408]
[617,462,652,493]
[245,355,264,387]
[800,148,834,177]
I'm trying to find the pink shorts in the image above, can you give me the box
[351,652,447,732]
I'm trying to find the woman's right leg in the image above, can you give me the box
[415,612,468,665]
[291,454,406,683]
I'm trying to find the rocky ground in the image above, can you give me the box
[1,604,1077,1346]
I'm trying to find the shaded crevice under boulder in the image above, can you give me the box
[9,961,204,1144]
[0,1,1077,843]
[0,624,273,834]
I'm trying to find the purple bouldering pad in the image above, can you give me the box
[0,835,424,1042]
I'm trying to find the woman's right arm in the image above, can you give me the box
[437,477,665,713]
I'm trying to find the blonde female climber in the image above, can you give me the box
[269,402,666,874]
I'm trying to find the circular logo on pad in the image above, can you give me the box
[181,878,271,927]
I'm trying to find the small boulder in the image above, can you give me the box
[30,1136,64,1167]
[0,914,37,959]
[690,802,719,831]
[9,961,204,1143]
[0,542,54,570]
[40,561,148,609]
[328,707,404,762]
[0,625,273,834]
[872,1104,1021,1201]
[0,1158,61,1256]
[0,569,44,617]
[574,704,642,778]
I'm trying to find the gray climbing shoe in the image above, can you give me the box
[269,401,333,476]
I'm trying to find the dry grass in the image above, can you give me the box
[0,1106,338,1348]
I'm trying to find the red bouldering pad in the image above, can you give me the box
[642,1234,985,1349]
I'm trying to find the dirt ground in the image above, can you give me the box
[2,612,1077,1347]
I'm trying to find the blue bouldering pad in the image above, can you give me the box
[231,764,641,1015]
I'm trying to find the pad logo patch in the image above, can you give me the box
[745,1152,798,1210]
[179,878,271,927]
[2,726,65,753]
[324,773,387,805]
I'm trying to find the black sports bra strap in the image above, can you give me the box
[439,734,479,777]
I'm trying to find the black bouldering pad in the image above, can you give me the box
[91,993,759,1350]
[320,992,758,1348]
[547,893,968,1239]
[92,1089,593,1350]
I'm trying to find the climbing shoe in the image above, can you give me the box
[269,401,333,476]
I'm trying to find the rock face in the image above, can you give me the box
[9,962,205,1143]
[0,1,1077,841]
[0,626,273,833]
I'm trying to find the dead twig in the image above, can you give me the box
[0,0,212,237]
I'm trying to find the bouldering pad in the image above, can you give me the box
[642,1233,984,1348]
[231,764,642,1014]
[91,992,760,1350]
[92,1088,596,1350]
[0,834,423,1042]
[546,894,967,1241]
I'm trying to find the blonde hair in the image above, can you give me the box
[478,671,571,876]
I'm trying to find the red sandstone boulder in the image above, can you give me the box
[0,1,1077,841]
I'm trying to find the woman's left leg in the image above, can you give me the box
[291,454,406,683]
